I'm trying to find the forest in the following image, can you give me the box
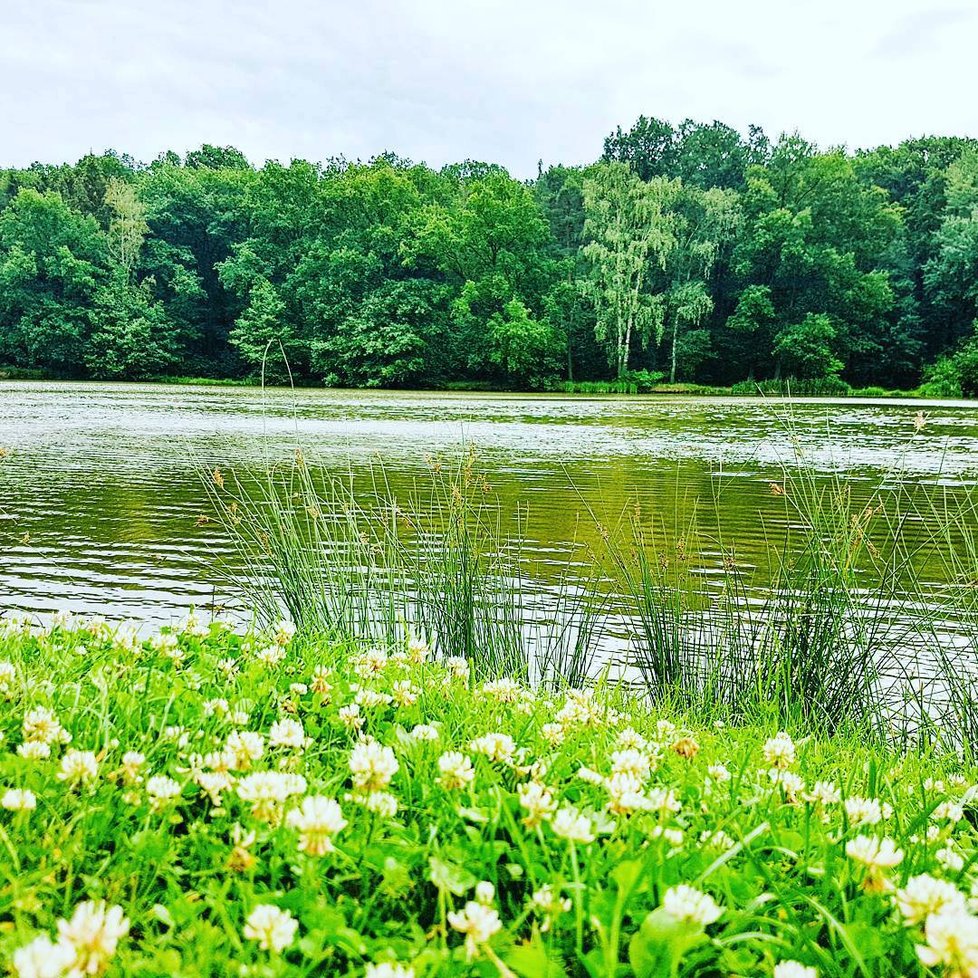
[3,118,978,395]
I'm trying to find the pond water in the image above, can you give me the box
[1,381,977,631]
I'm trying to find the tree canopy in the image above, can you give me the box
[2,122,978,392]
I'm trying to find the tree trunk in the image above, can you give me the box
[670,320,678,384]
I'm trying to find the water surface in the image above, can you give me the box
[1,382,977,628]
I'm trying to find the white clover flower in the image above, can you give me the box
[447,900,502,959]
[805,780,840,806]
[17,742,51,761]
[178,613,208,638]
[354,790,398,818]
[202,698,229,718]
[470,733,516,765]
[917,907,978,974]
[406,633,432,663]
[551,805,596,844]
[120,751,145,785]
[437,751,475,790]
[444,656,470,680]
[146,775,181,809]
[57,750,98,786]
[844,796,884,827]
[763,732,796,769]
[517,780,557,827]
[773,962,816,978]
[269,718,307,750]
[273,620,296,647]
[577,766,604,786]
[217,657,239,678]
[482,677,524,702]
[310,665,332,695]
[0,661,16,693]
[236,771,307,822]
[151,632,184,663]
[224,731,265,770]
[540,723,565,746]
[609,748,652,781]
[255,644,287,668]
[23,707,68,745]
[530,885,571,932]
[339,703,364,731]
[353,647,389,676]
[662,885,723,926]
[243,904,298,953]
[845,835,904,869]
[615,727,649,752]
[654,719,677,743]
[392,680,419,707]
[196,770,234,807]
[2,788,37,812]
[365,964,415,978]
[936,844,966,873]
[770,769,806,803]
[707,763,731,783]
[604,771,654,815]
[349,739,399,792]
[408,724,439,743]
[475,881,495,905]
[555,689,607,729]
[11,934,76,978]
[56,901,129,974]
[646,787,682,814]
[700,829,736,851]
[287,796,348,855]
[896,874,967,926]
[933,800,965,823]
[162,725,189,748]
[650,826,685,846]
[356,688,393,709]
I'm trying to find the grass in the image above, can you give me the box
[1,616,978,977]
[202,427,978,753]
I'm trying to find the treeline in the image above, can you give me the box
[3,120,978,394]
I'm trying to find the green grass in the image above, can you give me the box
[203,437,978,751]
[1,616,977,977]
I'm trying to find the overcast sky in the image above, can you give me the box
[3,0,976,178]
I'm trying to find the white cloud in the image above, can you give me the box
[1,0,976,177]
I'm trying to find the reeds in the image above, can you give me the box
[203,436,978,750]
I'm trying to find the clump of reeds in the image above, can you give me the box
[203,424,978,750]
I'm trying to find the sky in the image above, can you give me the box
[2,0,977,178]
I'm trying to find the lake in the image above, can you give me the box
[2,381,977,633]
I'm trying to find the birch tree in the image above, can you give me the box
[661,185,741,382]
[582,163,678,378]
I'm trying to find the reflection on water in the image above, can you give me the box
[1,381,977,628]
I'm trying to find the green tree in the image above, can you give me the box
[405,168,558,377]
[104,178,149,279]
[86,273,177,379]
[0,189,105,372]
[658,185,740,382]
[229,278,299,379]
[486,298,563,388]
[581,163,678,378]
[772,313,843,379]
[313,280,449,388]
[729,137,899,381]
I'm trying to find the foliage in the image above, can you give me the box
[3,124,978,393]
[1,617,978,977]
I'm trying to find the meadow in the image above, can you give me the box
[4,389,978,976]
[3,613,978,978]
